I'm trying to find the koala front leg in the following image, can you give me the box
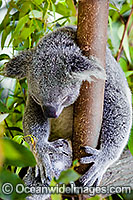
[23,95,72,184]
[79,89,132,187]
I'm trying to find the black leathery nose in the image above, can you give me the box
[45,105,57,118]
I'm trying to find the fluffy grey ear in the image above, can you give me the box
[71,54,106,82]
[63,44,106,82]
[4,50,32,79]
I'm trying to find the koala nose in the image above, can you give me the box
[44,105,58,118]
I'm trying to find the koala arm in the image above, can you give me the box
[23,95,72,183]
[23,95,52,182]
[80,88,132,187]
[79,52,132,187]
[23,95,50,141]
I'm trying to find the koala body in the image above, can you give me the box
[5,26,132,190]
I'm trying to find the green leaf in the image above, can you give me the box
[20,26,36,40]
[65,0,76,16]
[50,178,57,187]
[50,179,66,200]
[51,2,56,19]
[120,4,131,15]
[33,0,44,5]
[2,137,36,167]
[1,25,12,49]
[0,169,27,200]
[56,169,80,184]
[119,57,128,72]
[128,126,133,156]
[0,100,9,112]
[43,1,49,17]
[19,2,33,18]
[118,25,131,63]
[29,10,43,19]
[9,15,29,45]
[55,3,72,16]
[108,16,113,34]
[0,7,12,33]
[0,113,9,123]
[12,135,23,143]
[89,196,101,200]
[108,22,121,55]
[73,159,79,166]
[109,3,119,11]
[117,194,124,200]
[7,127,23,133]
[22,141,30,149]
[51,193,62,200]
[125,71,133,77]
[0,54,10,61]
[0,0,2,8]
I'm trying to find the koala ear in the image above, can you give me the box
[4,50,32,79]
[71,54,106,82]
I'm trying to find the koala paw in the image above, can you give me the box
[33,139,72,184]
[79,146,109,187]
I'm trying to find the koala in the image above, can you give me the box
[4,26,132,190]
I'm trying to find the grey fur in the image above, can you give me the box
[5,26,132,196]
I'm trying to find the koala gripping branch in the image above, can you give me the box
[72,0,109,174]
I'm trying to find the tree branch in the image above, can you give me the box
[117,6,133,62]
[72,0,109,175]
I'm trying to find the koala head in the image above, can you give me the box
[4,26,105,118]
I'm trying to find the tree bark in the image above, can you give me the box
[72,0,109,175]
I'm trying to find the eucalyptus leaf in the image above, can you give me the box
[55,3,71,16]
[12,135,23,143]
[0,0,2,8]
[33,0,44,5]
[125,71,133,77]
[56,169,80,184]
[0,100,9,112]
[29,10,43,19]
[118,25,131,63]
[0,169,27,200]
[0,113,9,123]
[0,7,11,33]
[2,137,36,167]
[65,0,76,16]
[0,54,10,61]
[1,25,12,49]
[128,127,133,156]
[9,15,29,45]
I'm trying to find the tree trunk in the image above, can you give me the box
[72,0,109,175]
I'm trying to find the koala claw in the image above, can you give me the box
[79,146,108,187]
[34,139,72,184]
[83,146,99,155]
[35,164,45,184]
[34,147,53,184]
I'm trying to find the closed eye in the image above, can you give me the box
[62,96,68,102]
[62,96,72,106]
[32,94,41,105]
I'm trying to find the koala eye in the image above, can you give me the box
[62,96,68,102]
[32,94,41,105]
[62,96,72,106]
